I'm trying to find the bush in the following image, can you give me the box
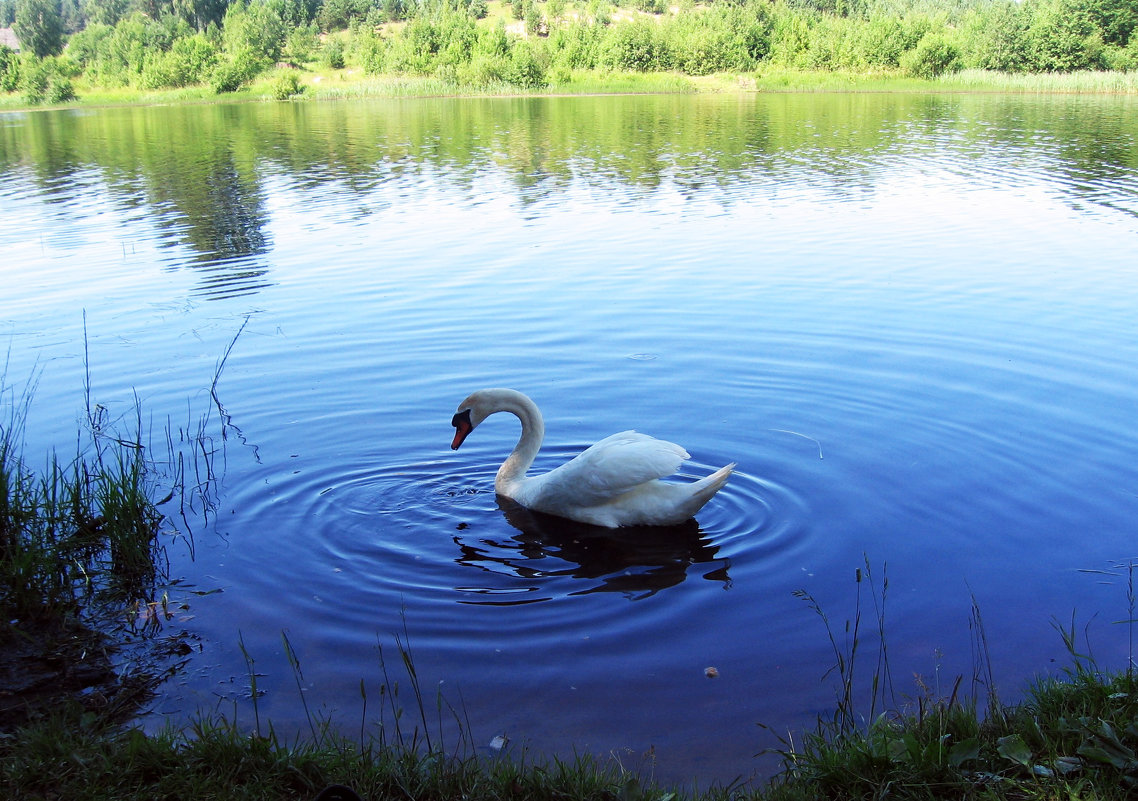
[0,45,20,92]
[210,50,263,93]
[321,36,346,68]
[667,6,766,75]
[284,24,320,62]
[18,57,75,104]
[271,67,304,98]
[601,19,668,71]
[1101,43,1136,69]
[457,50,508,86]
[46,74,75,102]
[902,32,962,78]
[858,14,910,68]
[351,26,387,73]
[506,38,547,87]
[138,34,219,88]
[548,20,604,69]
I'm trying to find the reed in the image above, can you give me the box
[0,382,164,625]
[940,68,1138,94]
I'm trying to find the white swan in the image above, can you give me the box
[450,388,735,528]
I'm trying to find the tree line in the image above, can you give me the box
[1,0,1136,103]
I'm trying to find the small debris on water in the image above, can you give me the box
[704,666,719,678]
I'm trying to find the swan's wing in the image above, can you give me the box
[533,431,689,509]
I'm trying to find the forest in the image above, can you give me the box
[1,0,1136,103]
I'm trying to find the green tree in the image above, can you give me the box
[1074,0,1137,45]
[172,0,229,30]
[223,0,286,66]
[14,0,64,57]
[81,0,129,26]
[962,0,1031,71]
[1028,0,1103,70]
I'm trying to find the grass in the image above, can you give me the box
[0,320,242,731]
[3,64,1136,114]
[0,378,162,627]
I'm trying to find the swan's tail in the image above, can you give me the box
[686,462,735,514]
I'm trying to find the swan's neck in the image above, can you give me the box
[494,392,544,494]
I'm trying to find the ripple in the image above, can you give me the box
[225,446,811,627]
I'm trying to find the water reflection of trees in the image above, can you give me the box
[2,93,1134,295]
[451,496,731,602]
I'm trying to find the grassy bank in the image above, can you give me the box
[3,624,1138,799]
[3,65,1137,114]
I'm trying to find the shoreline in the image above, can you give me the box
[3,67,1137,114]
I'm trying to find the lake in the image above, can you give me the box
[2,91,1137,787]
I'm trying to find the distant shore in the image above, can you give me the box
[3,66,1136,114]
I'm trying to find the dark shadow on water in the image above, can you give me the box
[452,496,731,603]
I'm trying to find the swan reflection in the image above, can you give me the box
[452,496,731,603]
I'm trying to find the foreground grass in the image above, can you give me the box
[3,660,1138,800]
[3,66,1137,113]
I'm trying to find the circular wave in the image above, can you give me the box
[222,446,813,624]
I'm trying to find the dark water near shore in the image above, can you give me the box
[2,92,1138,785]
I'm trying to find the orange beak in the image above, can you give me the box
[451,410,473,450]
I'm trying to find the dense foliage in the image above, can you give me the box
[0,0,1136,102]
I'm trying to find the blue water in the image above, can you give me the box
[2,92,1138,786]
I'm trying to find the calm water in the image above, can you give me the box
[3,92,1138,785]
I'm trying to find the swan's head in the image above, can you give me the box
[451,391,492,450]
[451,388,535,450]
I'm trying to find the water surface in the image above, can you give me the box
[2,92,1138,785]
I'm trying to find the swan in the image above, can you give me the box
[450,388,735,528]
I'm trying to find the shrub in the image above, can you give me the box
[18,57,45,103]
[17,56,74,103]
[548,20,604,69]
[858,14,910,68]
[902,32,962,78]
[769,7,814,68]
[46,74,75,102]
[600,18,668,71]
[0,46,18,92]
[506,38,547,87]
[351,26,387,73]
[210,50,263,93]
[223,0,286,65]
[138,34,219,88]
[284,24,320,62]
[271,67,304,98]
[321,36,346,68]
[457,50,508,86]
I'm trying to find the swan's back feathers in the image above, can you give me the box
[521,431,687,511]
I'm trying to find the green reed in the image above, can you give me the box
[0,383,165,624]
